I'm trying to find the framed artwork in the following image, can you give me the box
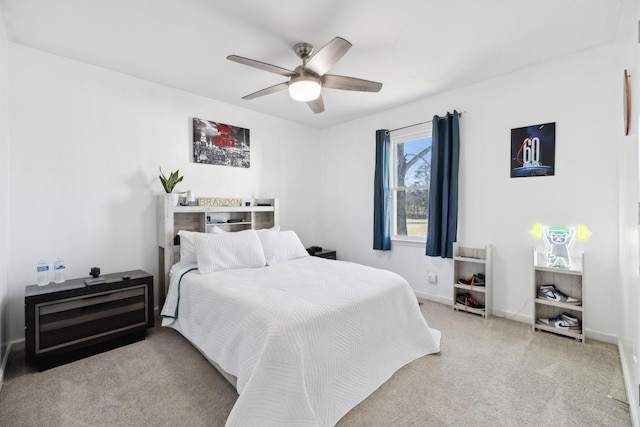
[510,122,555,178]
[193,117,250,168]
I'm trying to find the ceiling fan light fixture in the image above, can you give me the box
[288,74,321,102]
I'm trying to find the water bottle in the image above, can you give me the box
[36,260,50,286]
[54,259,66,283]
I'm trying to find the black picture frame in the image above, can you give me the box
[192,117,250,168]
[510,122,555,178]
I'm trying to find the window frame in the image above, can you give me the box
[389,123,432,244]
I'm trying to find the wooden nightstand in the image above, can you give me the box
[25,270,154,371]
[312,250,337,260]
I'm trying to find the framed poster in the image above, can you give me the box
[510,122,555,178]
[193,117,250,168]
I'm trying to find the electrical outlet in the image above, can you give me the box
[427,271,437,284]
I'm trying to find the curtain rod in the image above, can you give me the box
[389,111,464,133]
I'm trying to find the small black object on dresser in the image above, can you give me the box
[25,270,154,371]
[312,249,337,260]
[306,246,323,255]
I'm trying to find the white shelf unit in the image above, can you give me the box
[452,243,493,318]
[532,249,584,342]
[157,196,279,297]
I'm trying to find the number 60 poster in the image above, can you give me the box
[510,122,555,178]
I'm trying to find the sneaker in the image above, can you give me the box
[536,312,581,330]
[457,274,485,287]
[456,292,485,309]
[537,284,581,305]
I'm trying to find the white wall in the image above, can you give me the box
[617,0,640,422]
[319,43,621,342]
[6,44,322,342]
[0,12,10,383]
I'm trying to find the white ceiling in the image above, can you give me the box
[0,0,630,129]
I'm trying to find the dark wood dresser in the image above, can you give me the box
[25,270,154,370]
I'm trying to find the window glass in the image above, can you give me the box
[390,124,432,240]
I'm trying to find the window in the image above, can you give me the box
[390,123,432,241]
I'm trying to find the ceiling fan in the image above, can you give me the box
[227,37,383,114]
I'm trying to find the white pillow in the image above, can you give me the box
[257,229,309,265]
[177,230,201,265]
[194,229,266,274]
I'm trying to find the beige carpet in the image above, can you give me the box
[0,300,631,426]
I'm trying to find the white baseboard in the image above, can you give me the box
[585,329,617,345]
[10,338,24,352]
[414,290,451,306]
[0,341,11,394]
[417,292,618,344]
[490,308,530,324]
[619,339,639,427]
[416,293,534,325]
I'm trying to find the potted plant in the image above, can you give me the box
[159,167,184,206]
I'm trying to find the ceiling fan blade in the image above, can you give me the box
[227,55,295,77]
[305,37,352,76]
[242,82,289,100]
[307,95,325,114]
[322,74,383,92]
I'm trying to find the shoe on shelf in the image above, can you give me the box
[457,274,485,287]
[536,312,581,331]
[537,284,581,305]
[455,292,485,309]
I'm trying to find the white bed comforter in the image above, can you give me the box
[161,256,441,427]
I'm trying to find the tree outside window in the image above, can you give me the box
[391,126,432,240]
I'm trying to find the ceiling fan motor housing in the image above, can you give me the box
[294,42,314,62]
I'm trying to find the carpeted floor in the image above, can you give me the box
[0,300,631,426]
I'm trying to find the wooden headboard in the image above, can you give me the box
[157,196,279,297]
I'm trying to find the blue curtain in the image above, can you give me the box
[426,111,460,258]
[373,129,391,250]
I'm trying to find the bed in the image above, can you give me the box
[161,228,441,426]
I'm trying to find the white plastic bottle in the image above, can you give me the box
[37,260,50,286]
[54,258,66,283]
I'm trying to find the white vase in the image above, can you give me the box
[166,193,179,206]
